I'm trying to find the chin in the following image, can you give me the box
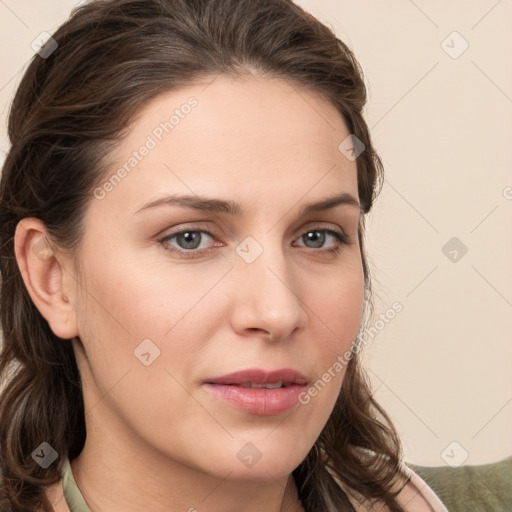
[201,438,312,481]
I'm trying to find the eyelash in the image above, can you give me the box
[158,225,350,259]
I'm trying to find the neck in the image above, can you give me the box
[70,412,304,512]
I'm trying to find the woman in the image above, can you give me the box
[0,0,447,510]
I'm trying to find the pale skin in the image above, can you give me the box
[15,74,444,512]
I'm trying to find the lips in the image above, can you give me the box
[203,368,308,415]
[205,368,307,386]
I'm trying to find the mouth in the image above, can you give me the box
[202,368,308,415]
[204,368,308,386]
[237,380,291,388]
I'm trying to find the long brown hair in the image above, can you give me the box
[0,1,406,510]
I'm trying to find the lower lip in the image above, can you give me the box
[202,383,306,415]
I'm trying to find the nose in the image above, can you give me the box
[229,240,308,342]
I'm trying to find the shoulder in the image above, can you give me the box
[326,459,448,512]
[393,463,448,512]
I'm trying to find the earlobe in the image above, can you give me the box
[14,218,79,340]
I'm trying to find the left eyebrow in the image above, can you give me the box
[299,193,361,216]
[134,192,361,216]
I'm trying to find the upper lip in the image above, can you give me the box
[204,368,307,386]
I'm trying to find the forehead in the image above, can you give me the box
[95,74,358,217]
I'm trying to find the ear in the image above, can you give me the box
[14,218,79,340]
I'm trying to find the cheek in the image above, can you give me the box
[73,250,230,402]
[77,249,219,337]
[310,263,365,346]
[288,260,364,422]
[73,254,214,440]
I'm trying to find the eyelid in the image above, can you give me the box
[158,221,351,258]
[159,221,347,242]
[292,224,350,249]
[292,221,347,238]
[156,221,219,240]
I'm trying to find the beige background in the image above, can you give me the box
[1,1,511,467]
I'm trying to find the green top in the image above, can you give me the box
[60,458,92,512]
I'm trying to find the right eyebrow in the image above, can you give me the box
[134,192,361,216]
[135,194,243,215]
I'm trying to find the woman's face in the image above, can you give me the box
[70,74,364,480]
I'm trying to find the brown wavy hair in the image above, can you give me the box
[0,0,407,510]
